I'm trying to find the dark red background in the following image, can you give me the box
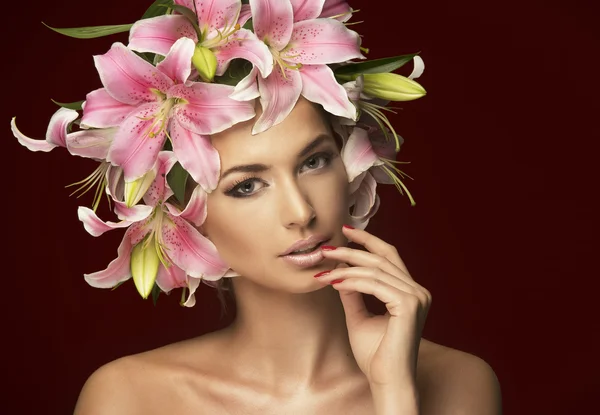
[3,0,597,413]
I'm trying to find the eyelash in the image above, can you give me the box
[224,151,337,198]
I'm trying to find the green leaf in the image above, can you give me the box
[334,53,420,77]
[151,284,161,306]
[51,99,84,110]
[166,162,189,206]
[141,0,174,19]
[42,22,133,39]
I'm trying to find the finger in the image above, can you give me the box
[331,277,425,318]
[338,289,370,326]
[316,266,419,295]
[342,225,410,276]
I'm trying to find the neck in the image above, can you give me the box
[220,278,363,396]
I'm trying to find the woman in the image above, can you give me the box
[12,1,501,413]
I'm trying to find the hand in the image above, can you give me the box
[316,225,432,387]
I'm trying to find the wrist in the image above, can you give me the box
[370,382,419,415]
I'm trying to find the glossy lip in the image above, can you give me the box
[279,234,329,256]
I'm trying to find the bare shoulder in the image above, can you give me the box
[417,339,503,415]
[73,333,225,415]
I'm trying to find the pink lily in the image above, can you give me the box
[341,125,415,205]
[128,0,272,80]
[347,171,380,230]
[78,151,229,298]
[156,264,202,307]
[11,107,122,210]
[232,0,364,134]
[83,38,256,191]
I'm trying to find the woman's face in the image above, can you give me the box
[201,97,350,292]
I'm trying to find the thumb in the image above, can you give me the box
[335,263,369,326]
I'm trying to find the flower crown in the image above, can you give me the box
[11,0,426,306]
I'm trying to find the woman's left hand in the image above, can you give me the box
[316,225,432,387]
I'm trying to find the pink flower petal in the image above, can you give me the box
[230,66,260,100]
[129,15,197,56]
[107,102,167,182]
[94,42,173,105]
[169,82,255,135]
[238,3,252,26]
[319,0,352,22]
[81,88,137,128]
[77,206,133,237]
[156,263,187,292]
[166,183,208,227]
[214,28,273,78]
[161,214,229,279]
[286,19,363,65]
[196,0,241,35]
[11,107,77,152]
[250,0,294,50]
[290,0,325,22]
[341,127,383,182]
[156,37,195,84]
[84,231,134,289]
[143,151,177,207]
[65,127,116,160]
[348,172,380,230]
[169,120,221,192]
[300,64,356,119]
[182,277,202,307]
[253,67,302,134]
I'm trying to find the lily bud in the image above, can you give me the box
[362,73,426,101]
[131,237,160,299]
[124,169,156,208]
[192,45,217,82]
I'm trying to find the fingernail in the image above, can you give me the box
[343,224,355,230]
[313,271,330,278]
[321,245,337,251]
[331,279,344,285]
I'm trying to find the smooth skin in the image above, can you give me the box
[74,98,502,414]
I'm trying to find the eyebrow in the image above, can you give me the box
[220,134,332,180]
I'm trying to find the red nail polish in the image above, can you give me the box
[343,224,355,229]
[314,271,330,278]
[331,279,344,284]
[321,245,337,251]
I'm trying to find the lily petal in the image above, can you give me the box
[169,120,220,192]
[341,127,383,182]
[230,66,260,101]
[161,214,229,279]
[156,262,187,292]
[84,230,134,289]
[290,0,325,22]
[169,82,255,135]
[11,107,78,152]
[319,0,352,22]
[250,0,294,50]
[286,19,363,65]
[300,64,356,119]
[238,3,252,26]
[77,206,133,237]
[253,67,303,134]
[214,28,273,78]
[165,183,208,227]
[348,172,380,230]
[408,55,425,80]
[182,277,202,307]
[143,151,178,207]
[94,42,173,105]
[196,0,241,35]
[81,88,137,128]
[107,102,167,182]
[65,127,116,160]
[156,37,196,84]
[129,15,197,56]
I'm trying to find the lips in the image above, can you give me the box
[279,234,329,256]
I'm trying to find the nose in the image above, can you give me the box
[279,176,316,228]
